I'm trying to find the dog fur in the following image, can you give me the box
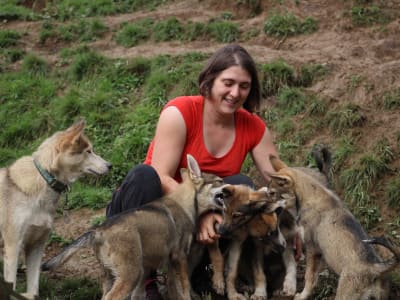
[208,184,287,300]
[267,155,400,300]
[42,154,225,300]
[0,120,111,299]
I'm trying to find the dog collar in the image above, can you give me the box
[33,159,69,193]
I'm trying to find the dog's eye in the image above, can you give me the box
[86,149,92,154]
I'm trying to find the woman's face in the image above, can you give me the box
[209,65,251,114]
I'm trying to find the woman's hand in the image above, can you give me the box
[196,212,223,244]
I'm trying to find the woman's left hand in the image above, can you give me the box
[196,212,223,244]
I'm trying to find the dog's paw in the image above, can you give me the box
[280,279,297,296]
[294,292,308,300]
[212,278,225,295]
[250,293,267,300]
[21,293,35,300]
[228,292,247,300]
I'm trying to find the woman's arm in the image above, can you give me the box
[251,127,280,183]
[151,106,187,194]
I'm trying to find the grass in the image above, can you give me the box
[264,13,318,37]
[351,5,391,26]
[1,1,400,298]
[327,103,365,135]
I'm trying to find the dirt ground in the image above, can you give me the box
[2,0,400,298]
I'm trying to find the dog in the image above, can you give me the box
[207,184,287,300]
[0,120,111,299]
[267,155,400,300]
[42,154,225,300]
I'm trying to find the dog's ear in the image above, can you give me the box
[67,120,86,133]
[187,154,202,180]
[269,173,292,188]
[269,155,288,171]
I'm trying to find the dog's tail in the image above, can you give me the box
[311,143,333,185]
[363,236,400,274]
[42,230,95,271]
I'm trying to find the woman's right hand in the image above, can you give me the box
[196,212,223,244]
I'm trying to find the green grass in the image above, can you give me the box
[260,59,295,96]
[0,29,21,48]
[264,13,318,37]
[383,88,400,110]
[327,103,366,135]
[276,86,306,116]
[351,5,391,26]
[115,19,153,47]
[386,176,400,208]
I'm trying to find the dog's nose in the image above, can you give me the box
[275,206,283,216]
[107,163,112,170]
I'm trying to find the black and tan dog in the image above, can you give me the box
[42,154,225,300]
[208,184,287,300]
[267,155,400,300]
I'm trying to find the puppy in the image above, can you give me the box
[42,155,225,300]
[267,155,400,300]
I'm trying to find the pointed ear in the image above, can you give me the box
[67,120,86,134]
[269,155,288,171]
[187,154,201,180]
[270,173,292,188]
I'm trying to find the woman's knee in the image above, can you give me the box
[223,174,255,188]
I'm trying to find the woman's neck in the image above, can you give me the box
[203,98,234,128]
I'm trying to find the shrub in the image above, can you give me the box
[22,54,50,76]
[276,86,306,116]
[69,51,108,81]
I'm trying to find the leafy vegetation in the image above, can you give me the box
[264,13,318,37]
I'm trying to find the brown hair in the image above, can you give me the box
[198,44,261,113]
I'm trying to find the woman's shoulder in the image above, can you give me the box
[166,95,203,108]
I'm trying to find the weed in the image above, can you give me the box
[347,74,365,92]
[0,2,34,21]
[277,86,306,116]
[2,48,25,63]
[351,5,390,26]
[353,205,381,231]
[264,13,318,37]
[22,54,50,76]
[69,51,108,81]
[386,176,400,208]
[47,232,72,247]
[153,17,183,42]
[332,135,356,171]
[305,95,328,116]
[206,20,240,43]
[59,19,108,42]
[91,215,107,227]
[276,140,300,164]
[260,59,295,96]
[0,29,21,48]
[182,21,208,41]
[275,118,295,136]
[383,88,400,110]
[327,103,365,135]
[115,18,153,47]
[66,182,112,210]
[297,63,329,87]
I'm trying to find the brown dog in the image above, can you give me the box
[42,155,224,300]
[267,155,400,300]
[208,184,287,300]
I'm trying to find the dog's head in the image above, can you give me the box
[213,184,286,237]
[180,154,225,215]
[265,155,298,210]
[34,120,112,183]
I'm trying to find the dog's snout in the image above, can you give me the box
[275,206,283,216]
[106,162,113,170]
[214,192,225,207]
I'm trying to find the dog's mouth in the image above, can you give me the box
[213,192,225,209]
[86,168,102,176]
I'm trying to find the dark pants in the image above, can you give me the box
[106,164,254,217]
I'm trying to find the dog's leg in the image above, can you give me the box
[226,240,247,300]
[24,237,48,299]
[208,241,225,295]
[250,241,267,300]
[294,249,322,300]
[104,277,138,300]
[3,237,22,291]
[335,272,363,300]
[279,245,297,296]
[101,267,114,296]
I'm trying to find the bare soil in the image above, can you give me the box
[2,0,400,298]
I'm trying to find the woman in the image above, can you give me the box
[106,44,299,298]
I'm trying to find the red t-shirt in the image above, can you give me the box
[144,95,266,181]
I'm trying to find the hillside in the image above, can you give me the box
[1,0,400,298]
